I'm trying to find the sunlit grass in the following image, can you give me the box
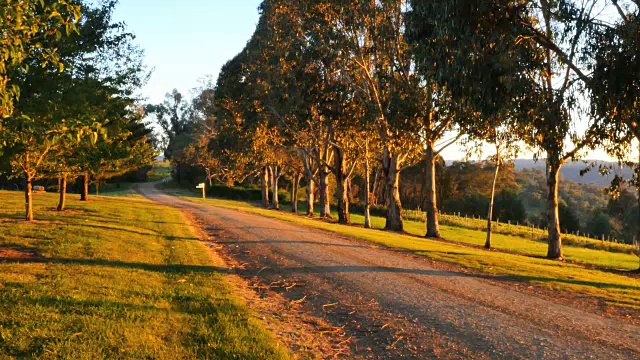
[0,190,291,359]
[174,190,640,310]
[148,160,171,182]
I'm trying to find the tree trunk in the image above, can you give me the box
[292,173,301,213]
[546,158,564,259]
[206,168,212,186]
[485,160,501,249]
[383,148,403,231]
[319,166,331,218]
[25,175,33,222]
[637,188,640,271]
[81,173,89,201]
[364,147,372,229]
[57,174,67,211]
[95,178,99,196]
[306,177,315,216]
[268,166,274,207]
[272,167,280,210]
[637,143,640,240]
[636,145,640,271]
[372,167,383,206]
[425,143,440,238]
[334,147,350,224]
[260,167,269,208]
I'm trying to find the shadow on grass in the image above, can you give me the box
[507,275,640,292]
[0,291,237,358]
[164,235,200,241]
[0,257,227,275]
[64,223,160,237]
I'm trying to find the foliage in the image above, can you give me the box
[608,188,640,243]
[0,0,80,118]
[0,0,154,220]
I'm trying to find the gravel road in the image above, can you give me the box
[138,183,640,359]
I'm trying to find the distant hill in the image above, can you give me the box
[512,159,634,187]
[514,167,609,227]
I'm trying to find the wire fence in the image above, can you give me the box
[401,209,637,255]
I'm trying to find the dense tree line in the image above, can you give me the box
[161,0,640,260]
[0,0,156,220]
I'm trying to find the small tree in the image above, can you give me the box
[6,117,67,220]
[484,130,520,249]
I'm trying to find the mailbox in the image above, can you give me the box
[196,183,206,199]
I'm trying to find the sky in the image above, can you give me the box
[112,1,634,162]
[113,0,262,104]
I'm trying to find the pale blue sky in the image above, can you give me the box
[113,0,262,104]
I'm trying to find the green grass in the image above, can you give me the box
[173,189,640,310]
[148,160,171,182]
[98,182,136,197]
[432,212,636,255]
[0,191,292,359]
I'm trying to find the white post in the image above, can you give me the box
[196,183,206,199]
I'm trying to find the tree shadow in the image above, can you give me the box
[270,265,470,277]
[0,257,227,275]
[217,239,370,250]
[506,275,640,292]
[164,235,200,241]
[68,223,160,237]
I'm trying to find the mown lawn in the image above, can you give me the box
[175,192,640,310]
[0,190,291,359]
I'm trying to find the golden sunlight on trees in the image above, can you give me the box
[158,0,639,263]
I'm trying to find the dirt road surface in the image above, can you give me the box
[138,183,640,359]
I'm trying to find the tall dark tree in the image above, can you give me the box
[411,0,614,259]
[590,2,640,247]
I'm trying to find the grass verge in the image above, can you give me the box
[172,189,640,310]
[0,190,291,359]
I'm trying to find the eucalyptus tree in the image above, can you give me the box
[145,89,195,183]
[181,86,251,187]
[251,0,343,219]
[511,0,612,259]
[409,0,536,243]
[412,0,612,259]
[590,1,640,249]
[182,89,218,186]
[482,129,521,249]
[324,0,431,231]
[283,149,304,213]
[212,39,284,207]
